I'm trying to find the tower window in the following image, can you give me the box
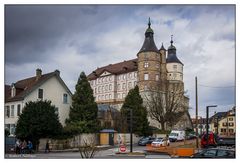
[144,73,149,80]
[144,62,149,68]
[173,65,177,70]
[156,63,159,68]
[109,84,112,90]
[156,74,159,81]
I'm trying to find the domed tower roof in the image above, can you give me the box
[166,35,183,65]
[159,42,166,51]
[138,18,159,54]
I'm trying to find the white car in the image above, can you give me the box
[151,138,170,147]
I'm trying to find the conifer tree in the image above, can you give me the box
[15,100,63,149]
[121,85,152,136]
[65,72,99,134]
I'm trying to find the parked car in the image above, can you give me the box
[191,148,235,158]
[138,137,155,146]
[151,138,170,147]
[186,133,197,140]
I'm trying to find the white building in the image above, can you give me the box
[5,69,72,136]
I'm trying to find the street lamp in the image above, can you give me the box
[206,105,217,148]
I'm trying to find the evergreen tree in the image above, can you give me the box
[15,100,63,149]
[65,72,99,134]
[121,85,152,136]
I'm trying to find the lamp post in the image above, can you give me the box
[206,105,217,148]
[130,109,133,153]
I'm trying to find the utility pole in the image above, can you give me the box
[130,109,133,153]
[206,105,217,148]
[195,77,199,149]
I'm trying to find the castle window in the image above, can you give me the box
[105,85,108,91]
[173,65,177,70]
[117,93,121,99]
[144,62,149,68]
[128,82,132,89]
[105,94,108,100]
[156,63,159,68]
[102,86,104,92]
[134,72,137,78]
[117,84,120,90]
[144,73,149,80]
[109,84,112,90]
[122,93,126,98]
[144,85,148,91]
[98,95,101,100]
[123,75,126,80]
[123,83,126,90]
[109,94,112,99]
[102,95,104,100]
[156,74,159,81]
[129,73,132,79]
[134,81,137,87]
[109,76,112,81]
[118,75,121,80]
[98,86,101,93]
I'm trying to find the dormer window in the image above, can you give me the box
[38,89,43,99]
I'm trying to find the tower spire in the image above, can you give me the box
[170,35,173,45]
[148,17,151,28]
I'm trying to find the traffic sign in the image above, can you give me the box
[119,145,126,152]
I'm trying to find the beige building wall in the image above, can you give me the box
[5,76,72,133]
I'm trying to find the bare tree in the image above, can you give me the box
[144,80,188,130]
[78,136,99,158]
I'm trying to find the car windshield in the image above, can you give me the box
[141,137,149,141]
[170,133,178,136]
[154,139,163,142]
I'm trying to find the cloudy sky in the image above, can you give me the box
[5,5,235,118]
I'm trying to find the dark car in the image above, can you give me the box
[191,148,235,158]
[138,137,155,146]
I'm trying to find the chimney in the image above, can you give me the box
[55,69,60,76]
[36,68,42,80]
[11,83,16,97]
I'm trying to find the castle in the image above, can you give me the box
[88,18,192,130]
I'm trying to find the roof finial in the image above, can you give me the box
[170,35,173,45]
[148,17,151,28]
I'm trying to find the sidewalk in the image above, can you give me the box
[37,144,115,153]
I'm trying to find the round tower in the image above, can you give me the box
[137,18,161,92]
[166,36,184,82]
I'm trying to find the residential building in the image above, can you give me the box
[192,117,207,136]
[209,107,236,136]
[5,69,72,136]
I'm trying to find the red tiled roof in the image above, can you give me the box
[5,70,71,102]
[87,58,138,80]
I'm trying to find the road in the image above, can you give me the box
[5,144,171,159]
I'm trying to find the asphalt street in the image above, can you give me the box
[5,145,171,159]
